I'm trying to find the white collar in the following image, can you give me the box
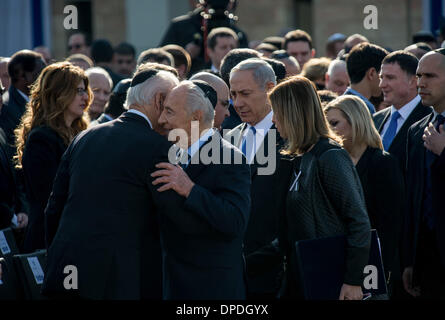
[390,95,421,120]
[244,110,273,137]
[17,89,29,102]
[187,128,214,160]
[127,109,153,129]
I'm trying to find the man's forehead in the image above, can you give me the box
[287,41,310,51]
[230,69,257,88]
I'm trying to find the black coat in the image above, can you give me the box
[42,112,171,299]
[0,86,28,146]
[373,102,432,171]
[404,114,445,269]
[155,132,251,300]
[276,138,371,296]
[0,127,15,229]
[355,147,405,281]
[224,123,286,296]
[21,126,67,253]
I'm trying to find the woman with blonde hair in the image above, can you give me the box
[269,76,371,300]
[325,95,404,297]
[15,62,91,253]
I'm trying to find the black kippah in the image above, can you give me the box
[434,48,445,56]
[130,69,159,87]
[191,80,218,109]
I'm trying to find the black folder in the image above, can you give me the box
[13,250,48,300]
[0,228,19,258]
[0,228,23,299]
[294,229,387,300]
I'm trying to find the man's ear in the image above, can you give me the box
[367,67,377,80]
[154,92,166,113]
[311,48,316,58]
[192,109,203,122]
[266,81,275,92]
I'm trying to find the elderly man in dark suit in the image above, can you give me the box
[224,58,285,299]
[42,66,179,300]
[152,80,251,300]
[403,49,445,299]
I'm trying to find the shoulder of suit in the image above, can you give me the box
[224,123,244,137]
[373,107,390,119]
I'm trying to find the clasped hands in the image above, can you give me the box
[423,123,445,156]
[151,163,195,198]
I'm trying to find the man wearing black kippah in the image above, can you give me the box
[403,49,445,299]
[42,67,179,300]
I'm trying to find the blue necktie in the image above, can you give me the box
[241,126,257,161]
[382,111,401,151]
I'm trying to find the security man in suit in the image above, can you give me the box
[152,80,251,299]
[403,49,445,299]
[224,58,285,299]
[42,66,180,299]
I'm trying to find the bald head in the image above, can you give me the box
[325,59,349,95]
[190,72,230,129]
[417,50,445,112]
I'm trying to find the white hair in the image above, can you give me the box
[85,67,113,89]
[181,80,215,127]
[230,58,277,89]
[124,70,179,109]
[327,59,347,76]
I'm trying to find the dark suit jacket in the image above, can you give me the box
[0,127,15,229]
[355,147,405,281]
[155,132,251,300]
[404,113,445,269]
[42,112,171,299]
[0,86,28,146]
[21,126,67,253]
[224,122,286,296]
[373,102,432,170]
[276,138,371,293]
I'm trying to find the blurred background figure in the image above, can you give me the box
[412,30,438,49]
[160,0,248,74]
[255,43,278,58]
[404,42,432,60]
[90,79,131,127]
[67,32,90,57]
[325,33,346,59]
[163,44,192,80]
[270,50,300,77]
[0,57,11,91]
[33,46,52,64]
[317,89,338,107]
[325,95,404,297]
[207,27,239,72]
[300,57,331,90]
[91,39,123,89]
[283,29,316,69]
[113,42,137,78]
[137,48,174,67]
[343,33,369,53]
[85,67,113,121]
[66,54,94,71]
[14,62,91,253]
[190,71,230,130]
[325,59,349,95]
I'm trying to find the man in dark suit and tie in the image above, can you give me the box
[0,50,46,146]
[403,49,445,299]
[42,66,180,299]
[152,80,251,299]
[374,51,432,169]
[224,58,285,299]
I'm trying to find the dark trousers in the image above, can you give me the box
[413,222,445,299]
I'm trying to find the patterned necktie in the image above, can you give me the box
[382,111,401,151]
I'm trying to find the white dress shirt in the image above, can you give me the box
[381,95,421,137]
[241,110,273,164]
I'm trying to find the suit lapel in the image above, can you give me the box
[185,131,220,181]
[377,108,391,133]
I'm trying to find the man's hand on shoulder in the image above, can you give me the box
[152,162,195,198]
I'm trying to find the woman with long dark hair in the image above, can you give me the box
[15,62,91,252]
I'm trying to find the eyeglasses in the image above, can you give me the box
[76,88,88,96]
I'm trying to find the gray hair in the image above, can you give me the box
[124,70,179,109]
[85,66,113,89]
[327,59,347,76]
[230,58,276,90]
[181,80,215,127]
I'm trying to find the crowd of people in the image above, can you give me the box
[1,0,445,301]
